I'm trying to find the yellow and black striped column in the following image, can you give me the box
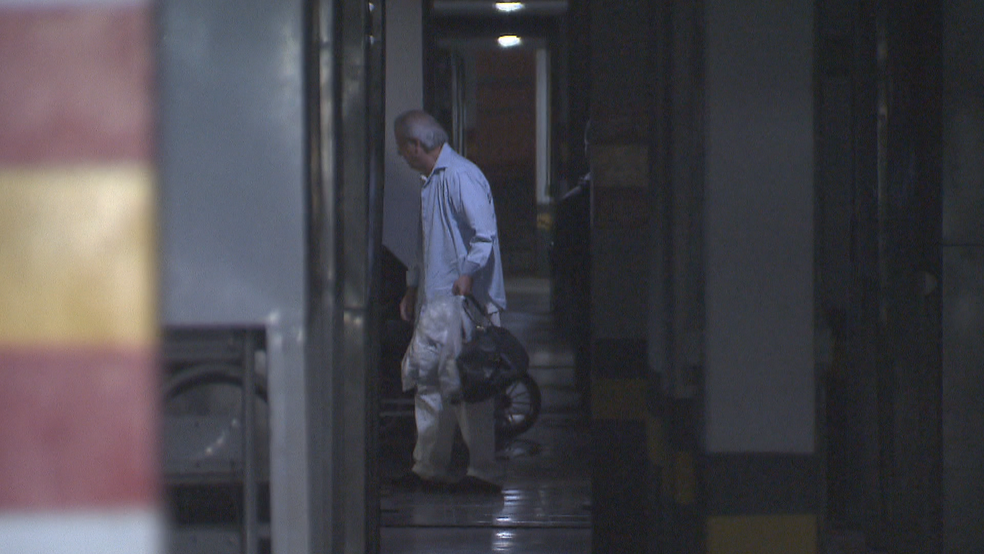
[586,0,660,550]
[0,3,160,552]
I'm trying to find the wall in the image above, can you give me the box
[704,0,816,455]
[702,0,818,550]
[155,0,310,551]
[383,0,424,268]
[158,0,306,326]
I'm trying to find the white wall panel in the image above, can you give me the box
[704,0,815,453]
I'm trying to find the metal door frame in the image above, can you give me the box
[302,0,385,552]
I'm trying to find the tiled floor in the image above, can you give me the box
[380,277,592,554]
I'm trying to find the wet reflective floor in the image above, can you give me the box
[380,277,592,554]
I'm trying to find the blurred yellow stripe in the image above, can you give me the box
[673,450,696,505]
[646,413,667,467]
[707,515,817,554]
[0,165,157,346]
[591,377,646,420]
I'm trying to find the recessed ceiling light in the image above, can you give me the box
[497,35,522,48]
[495,2,525,13]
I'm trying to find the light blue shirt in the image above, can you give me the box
[406,144,506,314]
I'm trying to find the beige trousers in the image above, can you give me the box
[411,309,504,484]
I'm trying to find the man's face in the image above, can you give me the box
[395,132,426,174]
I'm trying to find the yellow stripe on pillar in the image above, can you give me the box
[591,377,647,420]
[0,165,157,347]
[707,515,818,554]
[673,450,697,505]
[646,413,668,466]
[645,414,698,505]
[0,4,160,550]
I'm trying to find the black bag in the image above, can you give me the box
[456,296,529,403]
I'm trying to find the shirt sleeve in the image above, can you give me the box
[455,170,497,276]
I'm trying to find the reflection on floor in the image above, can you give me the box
[380,277,591,554]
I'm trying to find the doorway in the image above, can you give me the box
[377,3,591,552]
[426,46,545,277]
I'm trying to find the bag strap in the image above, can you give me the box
[461,294,492,327]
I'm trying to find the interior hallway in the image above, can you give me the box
[379,277,592,553]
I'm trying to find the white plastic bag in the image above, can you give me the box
[400,295,472,403]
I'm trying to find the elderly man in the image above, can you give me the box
[394,109,506,493]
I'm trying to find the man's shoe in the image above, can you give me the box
[455,475,502,494]
[391,471,449,493]
[390,471,425,490]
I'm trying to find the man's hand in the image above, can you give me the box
[452,274,473,297]
[399,288,417,322]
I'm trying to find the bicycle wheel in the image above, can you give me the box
[495,373,541,441]
[164,363,268,403]
[162,363,270,472]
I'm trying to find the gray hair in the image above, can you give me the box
[394,110,449,151]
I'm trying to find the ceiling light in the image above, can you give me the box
[495,2,525,13]
[497,35,522,48]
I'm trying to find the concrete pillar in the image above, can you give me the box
[586,0,658,552]
[863,4,945,552]
[815,2,946,551]
[814,0,882,540]
[588,2,818,552]
[0,3,161,553]
[654,0,704,551]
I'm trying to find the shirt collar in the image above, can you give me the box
[422,143,454,185]
[432,144,455,172]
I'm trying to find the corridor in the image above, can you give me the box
[379,277,592,553]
